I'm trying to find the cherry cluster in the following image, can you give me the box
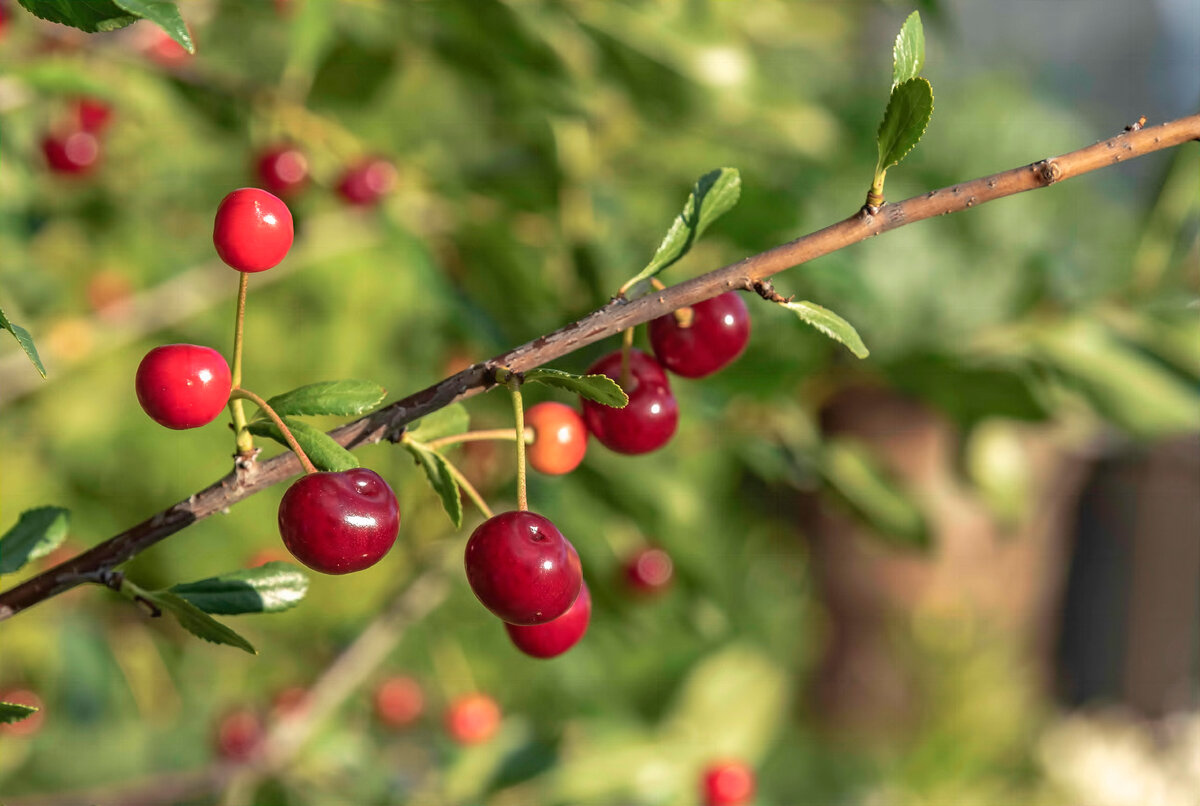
[40,96,113,176]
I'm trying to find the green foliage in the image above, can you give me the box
[0,701,39,724]
[875,78,935,179]
[247,418,360,472]
[892,11,926,87]
[780,300,870,359]
[820,439,931,549]
[16,0,192,52]
[404,402,471,443]
[142,589,257,654]
[523,368,629,407]
[0,506,69,575]
[401,440,463,528]
[0,306,46,379]
[259,380,387,418]
[169,562,310,615]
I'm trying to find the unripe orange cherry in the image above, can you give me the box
[526,401,588,475]
[444,693,500,745]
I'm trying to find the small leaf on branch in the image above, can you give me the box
[17,0,193,53]
[258,380,387,418]
[168,562,309,615]
[247,418,360,472]
[524,368,629,408]
[820,439,930,550]
[0,506,69,575]
[0,702,38,725]
[875,77,934,178]
[621,167,742,293]
[145,591,257,654]
[0,305,47,379]
[404,402,470,443]
[112,0,192,51]
[892,11,925,87]
[781,301,870,359]
[401,442,462,528]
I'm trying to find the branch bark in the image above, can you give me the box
[1,113,1196,621]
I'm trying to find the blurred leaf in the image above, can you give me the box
[168,562,309,615]
[820,438,931,549]
[145,591,257,654]
[401,441,462,528]
[0,506,69,575]
[259,380,387,418]
[524,368,629,408]
[247,418,360,472]
[885,355,1049,427]
[405,402,470,443]
[0,702,38,724]
[892,11,925,87]
[965,420,1032,528]
[12,62,115,97]
[0,305,47,379]
[112,1,193,52]
[781,301,870,358]
[622,168,741,292]
[875,78,934,176]
[16,0,136,32]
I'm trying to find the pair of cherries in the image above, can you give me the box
[135,188,401,577]
[256,144,396,207]
[41,97,113,175]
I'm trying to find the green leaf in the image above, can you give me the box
[168,562,309,615]
[145,590,256,654]
[0,506,69,575]
[820,439,930,549]
[401,442,462,528]
[892,11,925,87]
[246,418,360,472]
[781,301,870,359]
[0,305,47,379]
[404,402,470,443]
[16,0,136,32]
[875,77,934,176]
[524,368,629,408]
[885,355,1049,427]
[111,0,193,52]
[0,702,38,725]
[621,168,742,292]
[259,380,387,418]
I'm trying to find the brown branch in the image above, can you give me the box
[1,113,1196,621]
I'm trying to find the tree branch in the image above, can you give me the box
[1,113,1196,621]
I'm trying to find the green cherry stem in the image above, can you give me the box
[619,325,635,391]
[507,377,529,512]
[425,428,531,451]
[229,272,254,456]
[230,387,318,475]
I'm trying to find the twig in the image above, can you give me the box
[1,113,1197,620]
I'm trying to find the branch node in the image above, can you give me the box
[1034,159,1063,185]
[1124,115,1147,132]
[747,279,793,304]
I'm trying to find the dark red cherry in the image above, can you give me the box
[580,349,678,455]
[336,157,396,206]
[213,187,294,272]
[214,708,262,763]
[255,145,309,197]
[277,469,400,575]
[505,581,591,658]
[73,97,113,133]
[649,291,750,378]
[702,759,756,806]
[135,344,232,430]
[41,130,100,174]
[624,547,674,595]
[464,511,582,625]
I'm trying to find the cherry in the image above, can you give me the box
[277,468,400,575]
[505,581,591,659]
[444,693,500,745]
[0,4,9,40]
[86,269,133,319]
[374,675,424,728]
[465,511,582,625]
[135,344,232,430]
[144,27,191,68]
[73,97,113,133]
[336,157,396,206]
[255,145,309,197]
[41,130,100,175]
[623,546,674,595]
[214,708,262,763]
[270,686,309,719]
[213,188,294,273]
[649,291,750,379]
[702,760,756,806]
[0,688,44,737]
[580,349,678,455]
[526,401,588,475]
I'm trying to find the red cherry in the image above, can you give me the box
[270,686,309,718]
[464,511,582,625]
[0,689,44,737]
[624,547,674,594]
[277,469,400,575]
[41,130,100,174]
[526,401,588,475]
[144,27,191,68]
[374,675,424,728]
[255,145,309,197]
[0,4,10,40]
[212,188,294,273]
[336,158,396,206]
[214,708,262,763]
[649,291,750,378]
[505,581,591,658]
[135,344,232,430]
[444,693,500,745]
[580,349,678,455]
[73,97,113,133]
[702,760,756,806]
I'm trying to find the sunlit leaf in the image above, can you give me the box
[781,301,870,358]
[524,368,629,408]
[247,418,360,472]
[892,11,925,87]
[0,305,46,379]
[168,562,309,615]
[146,591,257,654]
[0,506,69,575]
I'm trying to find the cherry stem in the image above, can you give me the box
[507,378,528,512]
[229,272,254,456]
[425,428,531,451]
[619,326,635,391]
[230,387,318,475]
[441,458,494,520]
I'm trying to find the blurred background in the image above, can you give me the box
[1,1,1198,804]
